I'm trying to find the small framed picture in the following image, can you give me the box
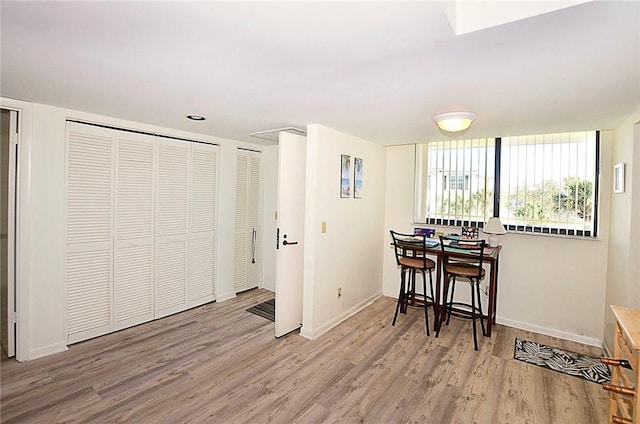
[340,154,351,198]
[614,163,625,193]
[354,157,363,198]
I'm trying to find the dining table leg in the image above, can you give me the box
[434,254,443,333]
[486,257,498,337]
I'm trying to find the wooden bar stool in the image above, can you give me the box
[390,231,436,335]
[436,235,487,350]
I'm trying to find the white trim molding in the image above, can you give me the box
[300,292,382,340]
[215,291,237,303]
[0,97,33,361]
[496,317,603,347]
[29,341,68,361]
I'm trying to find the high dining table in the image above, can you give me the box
[393,236,502,337]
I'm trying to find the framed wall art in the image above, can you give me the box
[340,154,351,198]
[354,157,363,199]
[614,163,625,193]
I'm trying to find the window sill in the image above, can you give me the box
[412,222,601,242]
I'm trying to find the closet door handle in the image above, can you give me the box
[282,240,298,246]
[251,228,257,264]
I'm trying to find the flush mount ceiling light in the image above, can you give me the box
[433,112,476,133]
[186,115,206,121]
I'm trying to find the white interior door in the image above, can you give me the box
[274,132,306,337]
[1,109,17,357]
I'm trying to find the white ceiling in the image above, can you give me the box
[1,1,638,146]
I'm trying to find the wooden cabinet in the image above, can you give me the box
[605,305,640,424]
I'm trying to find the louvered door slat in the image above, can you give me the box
[66,123,114,343]
[114,135,155,330]
[156,141,189,316]
[189,144,218,306]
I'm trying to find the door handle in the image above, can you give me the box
[282,240,298,246]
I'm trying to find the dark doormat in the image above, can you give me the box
[246,298,275,322]
[514,337,611,384]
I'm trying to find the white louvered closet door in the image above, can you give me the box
[155,140,189,318]
[114,133,155,331]
[234,154,248,292]
[246,154,262,286]
[65,123,114,344]
[234,150,262,292]
[189,143,219,306]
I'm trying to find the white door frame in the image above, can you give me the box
[1,109,18,357]
[0,97,33,362]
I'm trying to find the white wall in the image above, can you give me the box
[631,122,640,307]
[604,107,640,352]
[301,124,386,339]
[383,132,615,347]
[28,104,67,358]
[17,101,270,360]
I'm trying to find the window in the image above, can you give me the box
[415,130,599,237]
[415,138,495,227]
[500,131,597,236]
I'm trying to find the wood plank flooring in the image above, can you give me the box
[0,289,608,423]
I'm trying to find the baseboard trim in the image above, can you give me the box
[300,292,382,340]
[497,317,602,347]
[28,341,68,361]
[216,291,237,303]
[299,326,314,340]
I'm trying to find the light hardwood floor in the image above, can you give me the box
[1,289,608,423]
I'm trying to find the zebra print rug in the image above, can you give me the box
[514,338,611,384]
